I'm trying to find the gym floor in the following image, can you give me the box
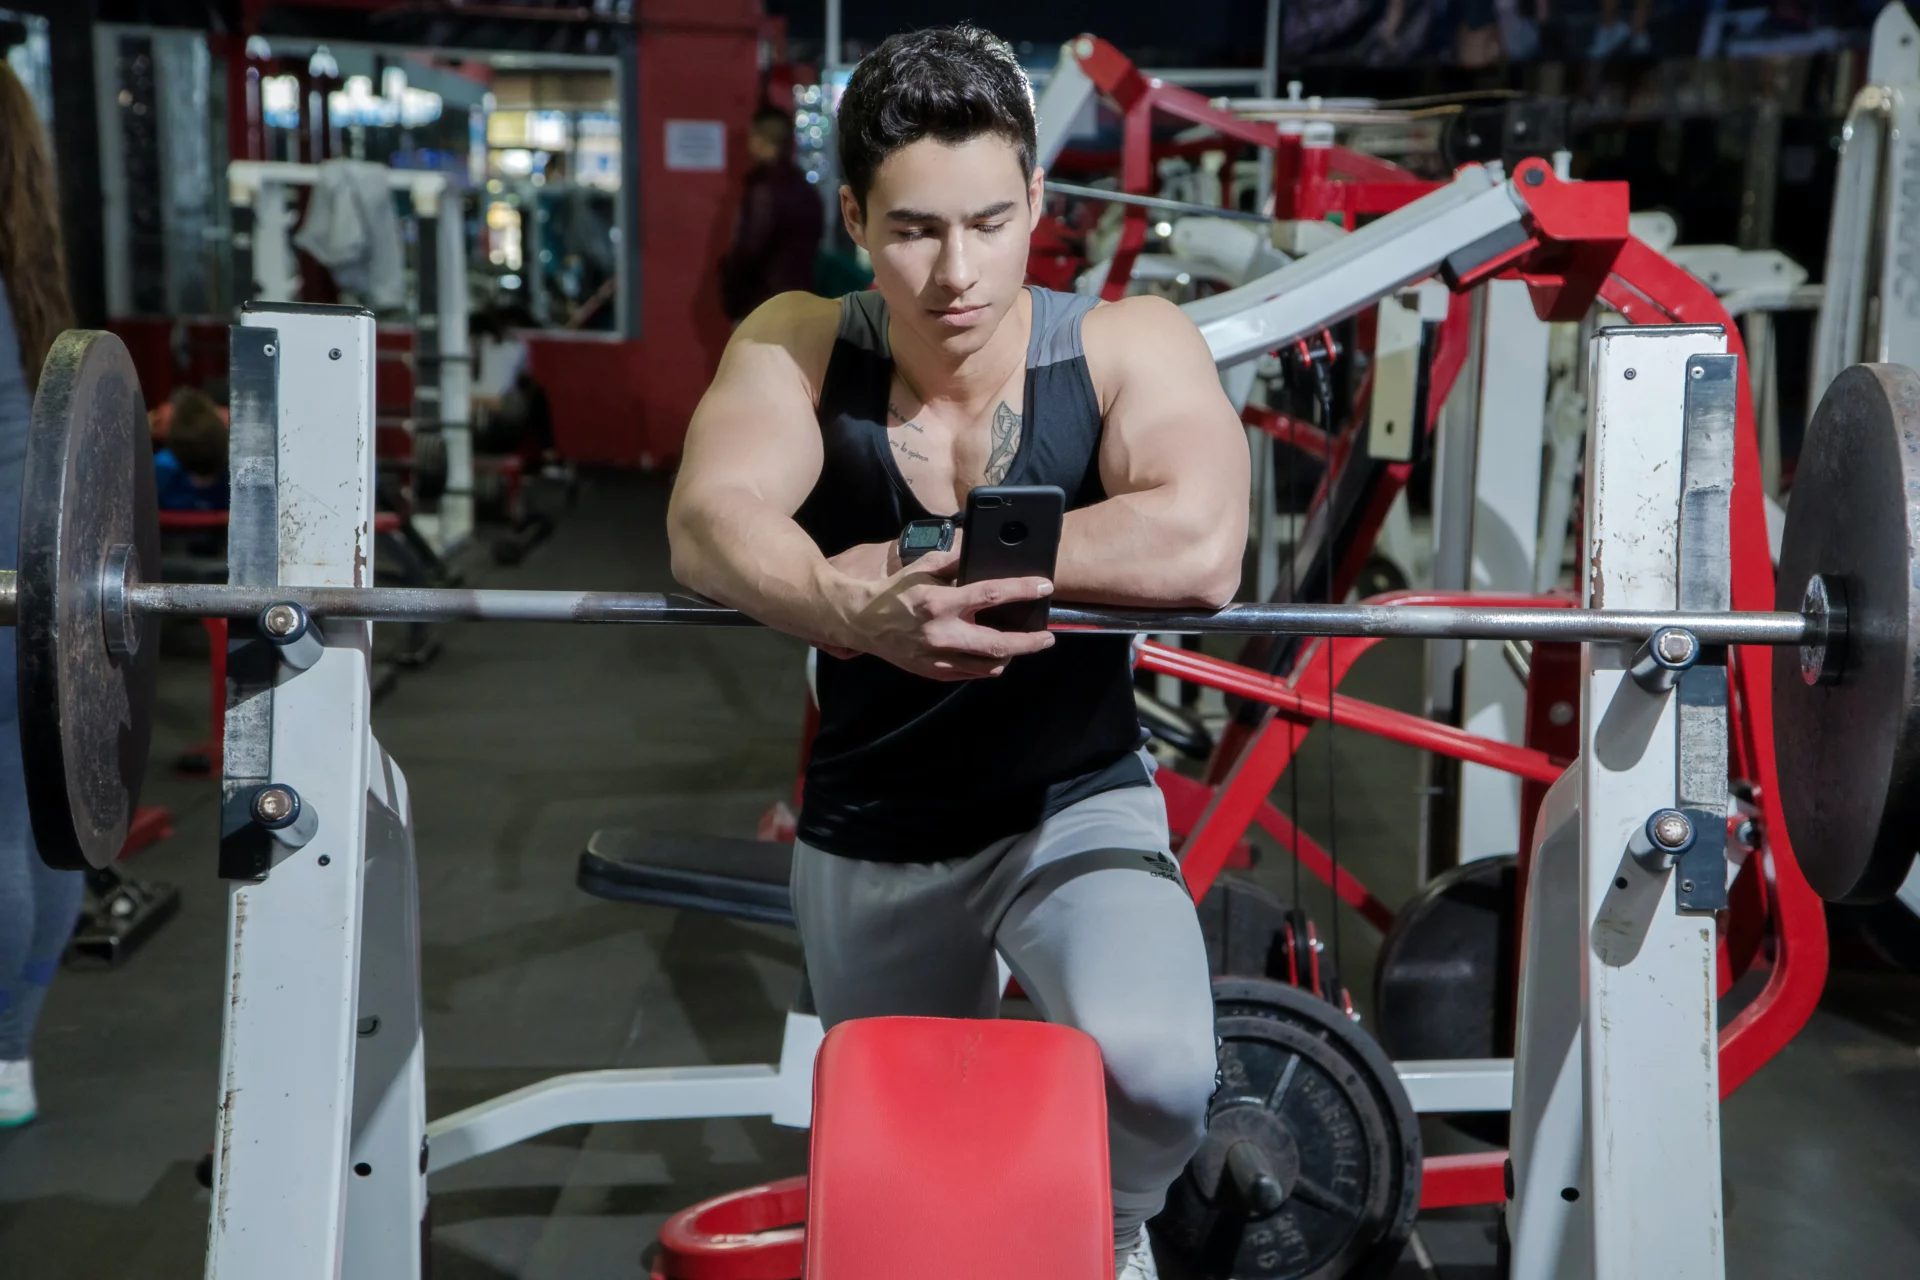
[2,476,1917,1279]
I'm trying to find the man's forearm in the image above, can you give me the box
[1053,489,1245,609]
[668,494,860,649]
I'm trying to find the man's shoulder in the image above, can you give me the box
[747,289,844,344]
[1081,294,1197,353]
[1080,295,1202,394]
[728,292,846,396]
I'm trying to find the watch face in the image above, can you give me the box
[903,523,947,551]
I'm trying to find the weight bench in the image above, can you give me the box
[576,829,796,929]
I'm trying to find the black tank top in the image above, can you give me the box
[794,287,1149,861]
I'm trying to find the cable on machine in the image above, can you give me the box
[1307,332,1348,1015]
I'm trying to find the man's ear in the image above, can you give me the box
[840,185,867,250]
[1028,165,1046,220]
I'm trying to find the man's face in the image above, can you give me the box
[842,134,1041,359]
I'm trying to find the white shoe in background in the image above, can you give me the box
[0,1060,36,1128]
[1117,1225,1159,1280]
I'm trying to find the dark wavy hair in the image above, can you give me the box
[0,61,72,392]
[836,25,1037,214]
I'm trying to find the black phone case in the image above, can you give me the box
[958,485,1066,632]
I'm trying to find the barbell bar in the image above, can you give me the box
[0,571,1818,644]
[8,331,1919,908]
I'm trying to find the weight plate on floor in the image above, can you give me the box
[1373,854,1516,1145]
[1373,854,1517,1062]
[1157,977,1420,1280]
[1774,363,1920,904]
[17,331,159,870]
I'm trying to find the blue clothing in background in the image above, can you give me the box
[154,446,230,511]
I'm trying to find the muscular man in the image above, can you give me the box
[669,26,1249,1277]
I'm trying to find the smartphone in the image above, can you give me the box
[957,484,1066,632]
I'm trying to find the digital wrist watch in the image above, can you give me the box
[897,517,956,564]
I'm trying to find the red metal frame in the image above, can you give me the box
[1271,134,1439,225]
[1055,35,1437,300]
[1420,1152,1509,1211]
[1159,175,1821,1207]
[1171,162,1823,1095]
[1174,592,1575,906]
[1140,641,1567,786]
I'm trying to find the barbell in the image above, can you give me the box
[5,331,1918,905]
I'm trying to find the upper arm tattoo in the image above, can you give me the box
[984,401,1022,485]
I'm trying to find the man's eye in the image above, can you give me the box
[977,223,1006,235]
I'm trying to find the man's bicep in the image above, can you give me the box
[1098,301,1250,496]
[678,316,828,516]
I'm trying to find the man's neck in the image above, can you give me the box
[888,288,1031,410]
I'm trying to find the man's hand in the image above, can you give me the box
[818,539,909,656]
[825,537,905,583]
[828,546,1056,679]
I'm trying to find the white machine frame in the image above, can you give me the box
[200,294,1733,1278]
[1813,2,1920,394]
[1426,279,1552,867]
[227,160,475,557]
[1508,325,1729,1277]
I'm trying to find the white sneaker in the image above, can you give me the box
[1116,1225,1159,1280]
[0,1060,36,1128]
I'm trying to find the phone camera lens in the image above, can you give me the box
[999,520,1028,545]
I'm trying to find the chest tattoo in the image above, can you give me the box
[984,401,1022,485]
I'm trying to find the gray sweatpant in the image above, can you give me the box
[791,778,1217,1263]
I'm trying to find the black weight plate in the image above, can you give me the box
[1373,854,1518,1062]
[1158,977,1420,1280]
[17,331,159,870]
[1774,364,1920,904]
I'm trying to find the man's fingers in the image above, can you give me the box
[926,618,1057,660]
[905,544,963,581]
[948,575,1054,615]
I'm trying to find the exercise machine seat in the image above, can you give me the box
[576,829,795,928]
[806,1017,1111,1279]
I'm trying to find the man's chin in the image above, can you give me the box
[913,304,1005,353]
